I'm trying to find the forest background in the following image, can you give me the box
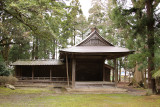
[0,0,160,93]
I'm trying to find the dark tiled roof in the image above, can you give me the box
[11,59,63,66]
[60,46,134,53]
[60,28,134,59]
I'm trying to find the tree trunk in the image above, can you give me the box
[124,67,127,82]
[134,63,143,83]
[55,40,57,59]
[1,44,10,63]
[146,0,156,94]
[35,37,38,59]
[32,40,35,60]
[81,32,84,40]
[73,28,76,45]
[124,57,127,82]
[129,70,131,83]
[142,70,147,88]
[52,39,55,59]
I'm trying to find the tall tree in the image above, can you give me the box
[0,0,67,61]
[109,0,160,93]
[88,0,107,35]
[76,15,89,40]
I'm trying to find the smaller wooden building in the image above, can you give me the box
[12,60,67,82]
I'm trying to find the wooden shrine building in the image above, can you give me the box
[59,28,134,88]
[12,28,134,88]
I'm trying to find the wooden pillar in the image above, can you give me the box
[32,66,34,80]
[72,56,76,88]
[20,66,21,77]
[114,59,118,87]
[112,68,115,82]
[103,64,105,81]
[50,67,52,81]
[66,54,70,87]
[14,66,17,77]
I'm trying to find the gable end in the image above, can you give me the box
[77,31,113,46]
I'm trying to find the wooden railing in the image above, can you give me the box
[17,77,67,81]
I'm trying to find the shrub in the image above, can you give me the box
[0,63,12,76]
[0,76,18,85]
[8,76,18,85]
[0,76,8,85]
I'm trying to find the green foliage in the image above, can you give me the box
[61,0,82,46]
[108,0,160,72]
[152,69,160,78]
[76,15,89,40]
[0,0,69,60]
[0,0,88,61]
[88,0,108,37]
[0,63,12,76]
[110,6,127,28]
[9,43,31,62]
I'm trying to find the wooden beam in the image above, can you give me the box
[114,59,118,87]
[32,66,34,80]
[66,54,70,87]
[72,56,76,88]
[75,56,103,59]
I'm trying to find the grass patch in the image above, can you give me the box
[30,94,160,107]
[0,87,160,107]
[0,87,52,95]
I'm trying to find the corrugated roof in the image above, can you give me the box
[11,60,64,66]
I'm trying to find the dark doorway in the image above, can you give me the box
[76,59,103,81]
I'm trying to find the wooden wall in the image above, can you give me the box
[105,67,111,81]
[16,66,32,77]
[15,65,67,77]
[75,59,103,81]
[15,60,111,82]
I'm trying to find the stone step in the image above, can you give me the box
[66,87,128,94]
